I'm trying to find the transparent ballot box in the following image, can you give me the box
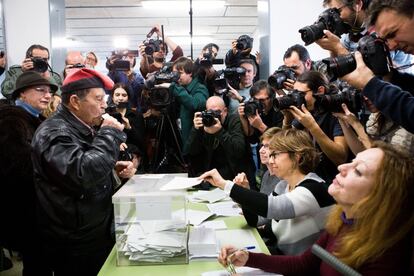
[112,174,189,266]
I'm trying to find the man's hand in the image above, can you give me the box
[238,103,246,118]
[0,52,6,68]
[193,112,204,129]
[115,160,136,179]
[288,104,318,130]
[204,118,222,134]
[255,51,262,65]
[340,51,375,89]
[332,103,361,129]
[138,43,147,57]
[315,30,348,56]
[21,58,34,72]
[231,40,238,54]
[227,83,242,101]
[283,78,295,90]
[247,110,267,133]
[101,114,125,131]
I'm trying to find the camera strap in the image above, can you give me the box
[394,62,414,71]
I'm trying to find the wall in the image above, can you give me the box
[3,0,51,66]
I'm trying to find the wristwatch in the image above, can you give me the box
[238,96,246,103]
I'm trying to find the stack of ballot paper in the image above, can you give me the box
[202,267,282,275]
[188,227,219,259]
[118,218,188,263]
[188,188,229,203]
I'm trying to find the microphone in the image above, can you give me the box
[311,244,361,276]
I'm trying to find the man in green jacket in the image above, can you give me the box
[1,44,62,99]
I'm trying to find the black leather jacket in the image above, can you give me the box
[31,104,126,253]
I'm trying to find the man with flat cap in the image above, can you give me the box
[31,68,135,275]
[0,71,57,275]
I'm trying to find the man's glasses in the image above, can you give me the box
[259,143,269,149]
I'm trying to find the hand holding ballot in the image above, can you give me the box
[198,169,227,189]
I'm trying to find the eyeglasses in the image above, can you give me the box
[34,87,52,94]
[294,89,312,95]
[269,151,291,159]
[259,143,269,149]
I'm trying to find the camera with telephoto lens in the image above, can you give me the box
[144,39,162,56]
[322,34,391,81]
[31,57,49,73]
[110,49,138,71]
[201,109,222,127]
[213,67,247,95]
[273,89,306,112]
[315,87,362,113]
[299,8,350,46]
[268,65,297,90]
[244,98,264,117]
[145,63,180,108]
[236,35,254,51]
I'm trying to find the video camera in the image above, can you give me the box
[322,34,391,80]
[299,8,350,46]
[145,63,180,108]
[244,98,264,117]
[110,49,139,71]
[272,90,306,112]
[213,67,247,95]
[236,35,254,51]
[31,57,49,73]
[268,65,297,90]
[201,109,221,127]
[315,87,362,113]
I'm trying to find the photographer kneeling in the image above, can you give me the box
[187,96,255,187]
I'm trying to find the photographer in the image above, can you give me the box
[106,50,145,112]
[187,96,254,185]
[316,0,414,74]
[1,44,62,100]
[239,80,284,172]
[157,57,209,154]
[193,43,220,96]
[108,83,146,170]
[63,51,85,79]
[227,59,256,114]
[139,24,184,78]
[225,35,260,82]
[339,0,414,133]
[281,71,348,184]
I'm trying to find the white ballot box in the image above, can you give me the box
[112,174,189,266]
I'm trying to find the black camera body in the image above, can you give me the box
[244,99,264,117]
[236,35,254,51]
[315,87,362,113]
[105,103,124,124]
[273,90,306,112]
[31,57,49,73]
[199,52,224,67]
[322,34,391,80]
[201,109,221,127]
[118,149,133,162]
[144,39,162,55]
[268,65,297,90]
[299,8,350,46]
[213,67,246,95]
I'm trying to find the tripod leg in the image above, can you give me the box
[165,114,187,168]
[151,115,165,172]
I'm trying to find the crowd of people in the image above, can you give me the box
[1,0,414,275]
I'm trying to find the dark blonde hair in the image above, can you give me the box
[269,128,320,174]
[260,127,281,143]
[325,141,414,268]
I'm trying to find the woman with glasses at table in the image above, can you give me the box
[200,128,335,256]
[216,142,414,275]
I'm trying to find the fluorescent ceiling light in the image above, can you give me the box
[142,1,225,9]
[113,37,129,49]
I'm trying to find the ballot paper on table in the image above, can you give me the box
[201,266,282,276]
[189,188,228,203]
[198,220,227,230]
[207,201,242,217]
[189,227,218,259]
[174,209,215,226]
[160,177,202,191]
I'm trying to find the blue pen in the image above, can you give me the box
[244,246,256,250]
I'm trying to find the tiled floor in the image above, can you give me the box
[0,250,22,276]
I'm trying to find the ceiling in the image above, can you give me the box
[65,0,258,70]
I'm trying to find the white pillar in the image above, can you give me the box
[258,0,327,78]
